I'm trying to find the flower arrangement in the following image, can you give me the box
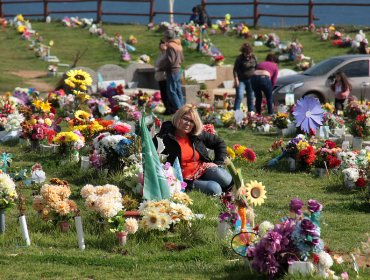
[247,113,271,131]
[0,173,17,210]
[107,210,138,234]
[272,113,289,129]
[246,198,337,279]
[81,184,122,218]
[227,144,257,162]
[52,130,85,159]
[322,111,345,130]
[197,90,210,103]
[218,192,239,230]
[32,179,78,223]
[20,114,57,144]
[162,162,187,194]
[345,100,370,119]
[349,114,370,138]
[92,131,141,171]
[139,197,194,231]
[314,140,342,169]
[3,112,25,132]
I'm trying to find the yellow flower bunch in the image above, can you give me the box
[276,112,288,119]
[33,99,51,112]
[297,140,310,151]
[16,14,24,22]
[235,145,248,156]
[53,131,80,144]
[226,146,236,159]
[221,111,234,124]
[323,103,334,113]
[73,90,91,102]
[64,69,92,91]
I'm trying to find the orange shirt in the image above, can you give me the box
[176,135,201,178]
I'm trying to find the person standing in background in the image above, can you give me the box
[155,40,173,115]
[189,6,199,24]
[251,53,279,115]
[233,43,257,112]
[330,71,352,113]
[157,29,185,112]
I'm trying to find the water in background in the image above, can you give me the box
[3,0,370,27]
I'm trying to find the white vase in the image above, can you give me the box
[288,261,315,276]
[80,156,90,170]
[263,124,270,133]
[278,128,289,137]
[217,221,232,239]
[352,137,363,150]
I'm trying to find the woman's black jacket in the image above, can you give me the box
[153,121,227,166]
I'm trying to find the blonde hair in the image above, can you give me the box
[172,104,203,135]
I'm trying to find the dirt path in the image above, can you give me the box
[11,70,54,92]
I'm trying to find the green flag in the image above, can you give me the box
[141,115,170,200]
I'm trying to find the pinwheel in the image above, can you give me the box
[293,96,323,134]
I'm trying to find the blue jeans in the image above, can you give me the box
[167,71,184,111]
[193,167,233,195]
[251,75,273,115]
[234,78,254,111]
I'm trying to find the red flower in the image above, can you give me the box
[233,144,241,150]
[312,254,320,265]
[50,107,56,114]
[203,124,216,135]
[324,140,336,149]
[299,146,316,166]
[154,118,161,128]
[114,124,131,134]
[355,177,366,188]
[327,155,341,169]
[243,148,257,162]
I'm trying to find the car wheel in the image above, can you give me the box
[303,92,325,103]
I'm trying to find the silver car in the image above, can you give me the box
[273,55,370,104]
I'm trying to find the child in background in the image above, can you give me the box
[330,71,352,114]
[189,6,199,24]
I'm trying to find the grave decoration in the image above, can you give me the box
[244,198,340,279]
[32,178,78,232]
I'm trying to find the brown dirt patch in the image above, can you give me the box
[11,70,54,92]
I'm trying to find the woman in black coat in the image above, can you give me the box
[154,104,232,195]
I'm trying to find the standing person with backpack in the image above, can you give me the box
[233,43,257,112]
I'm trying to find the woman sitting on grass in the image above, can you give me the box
[155,104,232,195]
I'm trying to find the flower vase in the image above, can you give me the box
[30,139,39,150]
[263,124,270,133]
[80,156,90,170]
[59,220,70,233]
[116,231,128,246]
[0,209,5,233]
[352,137,363,150]
[217,221,232,239]
[286,157,296,171]
[314,168,327,177]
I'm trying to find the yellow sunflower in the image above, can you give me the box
[226,146,236,159]
[235,145,247,156]
[246,180,267,206]
[73,90,91,102]
[74,110,90,121]
[65,69,92,88]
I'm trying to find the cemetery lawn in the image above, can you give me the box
[0,22,368,92]
[0,22,369,279]
[1,129,369,279]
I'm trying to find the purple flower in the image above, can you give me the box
[300,219,316,235]
[307,199,323,213]
[290,198,304,215]
[263,231,282,254]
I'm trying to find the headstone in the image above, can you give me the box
[125,62,157,89]
[184,64,217,82]
[97,64,126,81]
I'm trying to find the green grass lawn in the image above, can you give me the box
[0,21,369,279]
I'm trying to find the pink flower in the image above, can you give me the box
[341,272,349,280]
